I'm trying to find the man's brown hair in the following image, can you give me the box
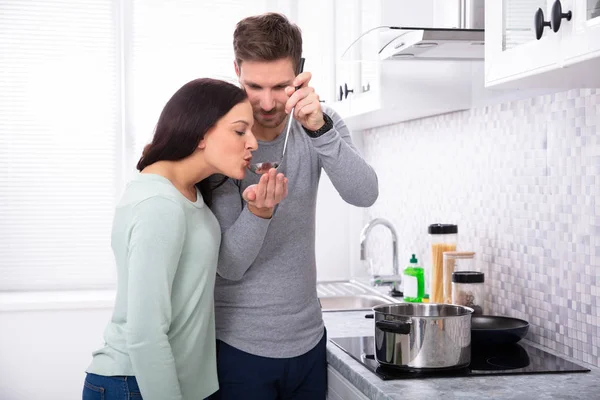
[233,12,302,71]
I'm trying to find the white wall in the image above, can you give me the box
[315,129,371,282]
[0,305,113,400]
[315,174,354,282]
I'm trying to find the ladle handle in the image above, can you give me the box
[296,58,305,82]
[281,57,305,158]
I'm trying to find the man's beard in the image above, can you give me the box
[254,109,287,129]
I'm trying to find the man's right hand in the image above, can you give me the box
[242,168,288,219]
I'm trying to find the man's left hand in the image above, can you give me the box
[284,71,324,132]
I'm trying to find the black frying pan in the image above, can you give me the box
[471,315,529,346]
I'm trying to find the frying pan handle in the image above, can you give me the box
[376,319,412,335]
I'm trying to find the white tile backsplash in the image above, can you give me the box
[361,88,600,367]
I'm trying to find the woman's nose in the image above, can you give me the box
[247,132,258,150]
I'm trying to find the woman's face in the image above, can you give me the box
[202,100,257,180]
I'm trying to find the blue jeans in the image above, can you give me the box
[209,328,327,400]
[82,373,143,400]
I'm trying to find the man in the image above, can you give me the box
[209,12,379,400]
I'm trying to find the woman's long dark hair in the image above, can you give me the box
[137,78,247,206]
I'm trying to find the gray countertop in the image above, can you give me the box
[323,311,600,400]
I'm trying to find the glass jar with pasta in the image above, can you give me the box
[428,224,458,303]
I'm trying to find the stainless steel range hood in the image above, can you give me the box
[341,0,485,62]
[377,27,484,61]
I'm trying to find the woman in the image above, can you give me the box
[83,78,258,400]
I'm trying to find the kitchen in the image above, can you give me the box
[1,0,599,399]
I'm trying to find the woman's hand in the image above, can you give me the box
[242,168,288,219]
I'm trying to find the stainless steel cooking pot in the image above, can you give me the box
[373,303,473,370]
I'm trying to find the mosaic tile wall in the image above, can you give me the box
[361,88,600,367]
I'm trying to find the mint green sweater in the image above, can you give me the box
[87,173,220,400]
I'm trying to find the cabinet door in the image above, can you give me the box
[562,0,600,64]
[334,0,361,104]
[357,0,381,97]
[485,0,563,87]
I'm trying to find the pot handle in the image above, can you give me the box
[365,314,374,319]
[376,319,412,335]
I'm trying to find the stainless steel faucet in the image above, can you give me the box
[359,218,402,296]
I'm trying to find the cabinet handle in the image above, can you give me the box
[338,83,354,100]
[343,83,354,99]
[534,8,551,40]
[551,0,572,33]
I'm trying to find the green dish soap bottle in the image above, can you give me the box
[403,254,424,302]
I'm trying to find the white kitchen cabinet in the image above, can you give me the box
[329,0,478,130]
[333,0,360,115]
[326,365,369,400]
[562,0,600,64]
[331,0,386,127]
[332,0,437,102]
[485,0,600,88]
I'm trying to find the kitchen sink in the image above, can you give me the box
[317,280,402,312]
[318,294,394,311]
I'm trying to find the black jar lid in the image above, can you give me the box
[428,224,458,234]
[452,271,484,283]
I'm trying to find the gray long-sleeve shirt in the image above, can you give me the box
[209,105,378,358]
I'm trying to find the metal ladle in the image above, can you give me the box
[248,57,305,175]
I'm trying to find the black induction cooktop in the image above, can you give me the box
[330,336,590,380]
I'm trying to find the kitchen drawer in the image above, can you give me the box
[326,365,369,400]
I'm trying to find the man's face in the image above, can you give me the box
[236,58,295,130]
